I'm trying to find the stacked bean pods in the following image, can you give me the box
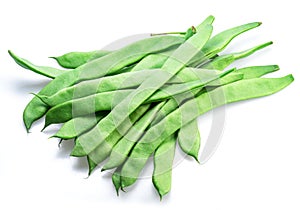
[10,16,294,199]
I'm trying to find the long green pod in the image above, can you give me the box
[152,135,176,199]
[189,22,261,67]
[44,67,226,126]
[52,112,106,140]
[39,68,226,107]
[87,104,151,175]
[51,50,111,69]
[22,35,185,131]
[101,102,166,171]
[178,120,201,162]
[235,65,279,79]
[120,74,294,188]
[71,23,213,157]
[8,50,67,79]
[203,22,262,57]
[153,65,279,127]
[202,41,273,70]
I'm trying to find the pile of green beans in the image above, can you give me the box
[9,16,294,199]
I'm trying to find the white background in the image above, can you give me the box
[0,0,299,209]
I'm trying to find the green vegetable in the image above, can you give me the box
[71,22,213,157]
[152,134,176,199]
[9,16,294,199]
[87,104,150,175]
[178,120,201,162]
[120,75,294,188]
[52,112,106,140]
[8,50,67,79]
[22,35,185,131]
[101,102,166,171]
[51,50,111,69]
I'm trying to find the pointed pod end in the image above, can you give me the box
[41,123,49,132]
[8,50,14,57]
[49,56,58,60]
[273,65,280,71]
[70,141,87,157]
[207,15,215,22]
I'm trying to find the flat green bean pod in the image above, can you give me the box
[51,50,111,69]
[8,50,67,79]
[152,134,176,199]
[52,112,106,140]
[38,68,227,107]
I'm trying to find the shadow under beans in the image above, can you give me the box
[56,139,89,174]
[56,139,75,158]
[13,77,50,93]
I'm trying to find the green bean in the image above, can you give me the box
[44,68,227,126]
[87,104,150,175]
[101,102,166,171]
[189,22,261,67]
[52,112,107,140]
[39,67,225,107]
[202,41,273,70]
[120,74,294,188]
[152,134,176,199]
[178,120,200,162]
[22,35,185,131]
[8,50,67,79]
[71,21,213,157]
[203,22,261,57]
[51,50,111,69]
[235,65,279,79]
[131,53,170,72]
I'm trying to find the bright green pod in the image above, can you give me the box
[152,135,176,199]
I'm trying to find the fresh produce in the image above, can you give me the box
[9,15,294,199]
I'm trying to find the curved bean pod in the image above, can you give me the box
[52,112,107,140]
[8,50,67,79]
[152,134,176,199]
[51,50,111,69]
[178,120,201,162]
